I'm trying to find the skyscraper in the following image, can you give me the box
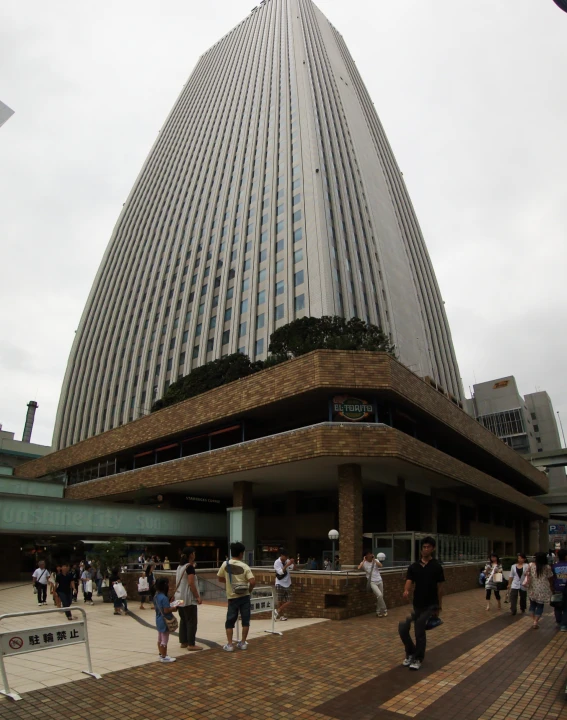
[54,0,463,449]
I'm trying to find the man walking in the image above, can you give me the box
[398,536,444,671]
[32,560,49,606]
[552,548,567,629]
[175,547,203,651]
[358,550,388,617]
[55,564,76,620]
[217,542,255,652]
[274,549,294,621]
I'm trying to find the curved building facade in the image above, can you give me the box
[54,0,463,449]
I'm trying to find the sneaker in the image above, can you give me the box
[560,626,567,632]
[409,659,422,671]
[402,655,414,667]
[279,615,288,621]
[159,656,176,663]
[222,643,234,652]
[383,610,388,617]
[180,643,189,648]
[376,612,383,617]
[236,641,248,650]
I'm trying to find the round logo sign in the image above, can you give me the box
[8,637,23,650]
[333,395,374,422]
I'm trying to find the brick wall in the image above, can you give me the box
[120,565,481,621]
[16,350,547,494]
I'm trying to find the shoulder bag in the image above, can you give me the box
[226,560,250,595]
[154,596,178,632]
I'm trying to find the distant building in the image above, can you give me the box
[467,376,565,489]
[0,428,52,475]
[0,100,14,129]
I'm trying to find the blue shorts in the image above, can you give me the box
[529,599,544,616]
[226,595,251,629]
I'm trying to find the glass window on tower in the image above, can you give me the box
[295,294,305,312]
[255,338,264,356]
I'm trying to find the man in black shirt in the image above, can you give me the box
[55,564,76,620]
[398,536,444,671]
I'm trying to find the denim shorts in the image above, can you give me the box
[226,595,251,629]
[529,599,544,616]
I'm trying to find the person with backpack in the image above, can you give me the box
[552,548,567,630]
[358,550,388,617]
[32,561,49,606]
[274,549,295,621]
[217,542,255,652]
[175,548,203,651]
[154,577,179,663]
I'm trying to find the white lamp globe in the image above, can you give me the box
[328,529,339,541]
[377,553,386,561]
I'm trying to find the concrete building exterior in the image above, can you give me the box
[53,0,463,450]
[13,352,549,592]
[0,428,52,476]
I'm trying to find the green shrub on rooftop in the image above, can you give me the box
[151,316,395,412]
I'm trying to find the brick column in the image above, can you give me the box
[233,481,253,509]
[338,464,363,568]
[386,478,406,532]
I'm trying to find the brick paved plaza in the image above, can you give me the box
[1,585,566,720]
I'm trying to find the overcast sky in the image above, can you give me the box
[1,0,566,448]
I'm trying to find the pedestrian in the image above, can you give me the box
[507,553,528,615]
[217,541,255,652]
[175,549,203,651]
[323,557,331,571]
[154,578,178,663]
[55,564,76,620]
[81,565,95,605]
[146,562,157,600]
[358,550,388,618]
[484,554,503,611]
[552,548,567,630]
[109,567,128,615]
[524,551,554,629]
[32,560,49,606]
[547,548,556,564]
[163,556,171,570]
[49,566,62,607]
[274,548,294,621]
[398,536,445,671]
[94,564,103,596]
[70,564,80,602]
[138,572,150,609]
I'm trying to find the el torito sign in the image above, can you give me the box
[332,395,374,422]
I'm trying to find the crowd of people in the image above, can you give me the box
[31,541,567,669]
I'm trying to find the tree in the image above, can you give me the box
[87,537,128,575]
[151,352,264,412]
[268,315,396,358]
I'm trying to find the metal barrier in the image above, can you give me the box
[235,585,282,640]
[0,607,101,701]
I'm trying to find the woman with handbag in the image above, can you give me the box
[483,554,503,611]
[109,567,129,615]
[524,552,554,629]
[138,572,150,609]
[154,578,179,663]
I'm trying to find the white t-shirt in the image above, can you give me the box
[362,559,382,584]
[32,568,49,584]
[274,558,293,588]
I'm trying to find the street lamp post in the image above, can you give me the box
[328,529,339,570]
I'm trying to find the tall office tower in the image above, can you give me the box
[54,0,463,449]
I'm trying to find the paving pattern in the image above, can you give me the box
[1,587,566,720]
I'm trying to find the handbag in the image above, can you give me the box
[85,579,93,593]
[154,597,178,632]
[225,560,249,595]
[493,572,503,584]
[550,592,564,608]
[138,577,150,593]
[113,582,127,599]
